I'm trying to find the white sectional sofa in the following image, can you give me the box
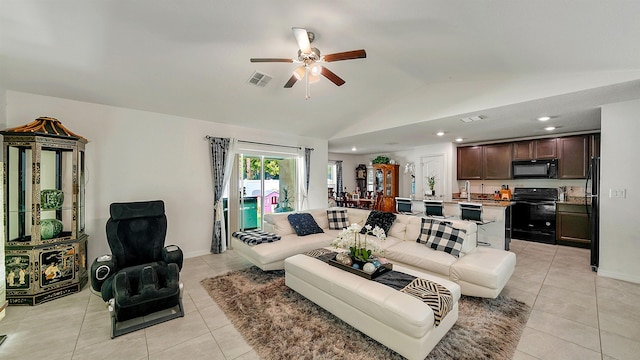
[231,207,516,298]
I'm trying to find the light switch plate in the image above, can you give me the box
[609,188,627,198]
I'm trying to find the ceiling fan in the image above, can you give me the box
[250,27,366,99]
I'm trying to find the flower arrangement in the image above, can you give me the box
[331,223,386,262]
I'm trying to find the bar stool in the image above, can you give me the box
[423,200,445,217]
[395,197,417,214]
[459,202,491,246]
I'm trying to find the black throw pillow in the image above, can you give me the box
[361,210,396,235]
[287,213,324,236]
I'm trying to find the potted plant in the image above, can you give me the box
[425,176,436,196]
[371,155,390,165]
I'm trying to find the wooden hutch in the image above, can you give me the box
[373,163,399,213]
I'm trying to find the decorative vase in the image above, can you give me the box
[41,189,64,209]
[41,219,63,240]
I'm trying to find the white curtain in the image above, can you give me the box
[297,148,309,210]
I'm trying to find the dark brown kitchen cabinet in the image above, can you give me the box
[557,135,589,179]
[457,146,483,180]
[513,141,534,160]
[513,138,557,160]
[557,203,590,248]
[483,143,513,179]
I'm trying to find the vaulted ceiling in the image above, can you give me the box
[2,1,640,154]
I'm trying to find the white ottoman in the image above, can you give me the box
[284,254,460,360]
[450,247,516,298]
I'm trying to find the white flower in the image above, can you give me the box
[330,223,387,259]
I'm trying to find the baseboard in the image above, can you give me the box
[597,269,640,284]
[183,249,214,259]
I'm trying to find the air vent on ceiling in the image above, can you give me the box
[247,71,272,87]
[460,115,484,123]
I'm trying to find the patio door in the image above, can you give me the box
[227,152,297,233]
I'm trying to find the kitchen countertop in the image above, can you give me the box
[414,194,588,207]
[448,197,515,207]
[557,196,591,205]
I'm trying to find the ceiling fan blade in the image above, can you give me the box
[321,66,346,86]
[323,49,367,62]
[292,27,312,54]
[250,58,293,63]
[284,74,298,88]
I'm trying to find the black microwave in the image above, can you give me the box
[512,159,558,179]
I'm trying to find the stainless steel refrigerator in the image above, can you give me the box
[587,157,600,272]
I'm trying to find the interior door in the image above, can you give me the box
[421,154,446,198]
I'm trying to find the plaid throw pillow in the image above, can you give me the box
[327,209,349,230]
[416,218,452,244]
[425,222,466,257]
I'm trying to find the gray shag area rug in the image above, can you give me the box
[200,267,530,360]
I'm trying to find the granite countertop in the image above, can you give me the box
[447,197,515,207]
[557,196,591,205]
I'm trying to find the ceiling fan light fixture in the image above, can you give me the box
[293,66,306,80]
[309,63,322,76]
[308,73,320,84]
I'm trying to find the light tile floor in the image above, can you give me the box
[0,239,638,359]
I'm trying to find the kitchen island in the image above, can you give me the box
[410,197,513,250]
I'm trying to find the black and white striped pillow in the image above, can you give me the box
[327,209,349,230]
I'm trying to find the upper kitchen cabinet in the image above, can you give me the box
[457,146,483,180]
[483,143,513,179]
[557,135,589,179]
[512,138,557,160]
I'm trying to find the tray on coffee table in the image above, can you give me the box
[328,258,393,280]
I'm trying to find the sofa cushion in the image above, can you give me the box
[425,222,466,257]
[361,210,396,235]
[416,218,452,244]
[287,213,324,236]
[327,209,349,230]
[384,241,457,277]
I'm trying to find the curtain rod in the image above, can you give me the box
[205,136,314,151]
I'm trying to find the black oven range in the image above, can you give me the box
[511,187,558,244]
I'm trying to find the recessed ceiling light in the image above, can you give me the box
[351,146,357,151]
[436,131,445,136]
[537,116,551,121]
[455,137,463,142]
[544,126,556,131]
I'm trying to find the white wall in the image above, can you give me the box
[5,91,328,261]
[384,143,456,199]
[328,152,363,195]
[599,99,640,284]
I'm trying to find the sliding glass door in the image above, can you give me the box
[227,153,297,233]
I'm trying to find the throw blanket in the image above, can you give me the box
[305,248,453,326]
[232,230,281,245]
